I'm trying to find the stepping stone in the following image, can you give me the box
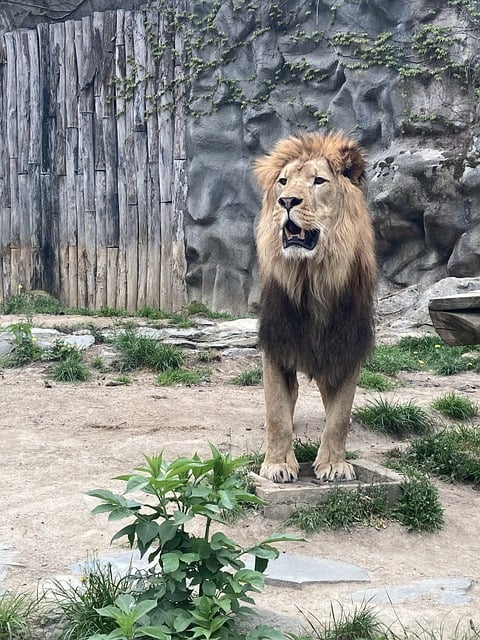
[68,550,152,577]
[351,576,472,606]
[0,545,20,592]
[246,553,370,588]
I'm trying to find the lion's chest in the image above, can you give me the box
[258,278,374,385]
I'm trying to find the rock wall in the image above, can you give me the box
[2,0,480,313]
[183,0,480,312]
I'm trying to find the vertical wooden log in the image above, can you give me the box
[93,11,108,308]
[28,31,43,290]
[170,0,188,310]
[64,21,79,129]
[145,8,161,309]
[65,127,79,308]
[134,11,148,310]
[124,11,138,313]
[15,31,30,175]
[115,10,127,310]
[79,16,97,309]
[50,22,67,302]
[50,23,66,176]
[1,35,11,299]
[5,32,18,293]
[158,8,174,311]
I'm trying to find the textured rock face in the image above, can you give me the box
[2,0,480,313]
[184,1,480,311]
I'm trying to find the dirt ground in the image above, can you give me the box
[0,313,480,636]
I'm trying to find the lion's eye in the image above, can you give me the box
[314,176,327,185]
[278,177,287,186]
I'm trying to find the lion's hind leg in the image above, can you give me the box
[313,371,359,482]
[260,355,300,483]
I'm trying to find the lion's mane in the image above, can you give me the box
[254,132,377,387]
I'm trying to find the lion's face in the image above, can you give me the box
[273,157,338,260]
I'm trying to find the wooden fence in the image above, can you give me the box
[0,5,188,312]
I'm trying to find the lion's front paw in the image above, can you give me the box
[260,461,299,483]
[313,460,356,482]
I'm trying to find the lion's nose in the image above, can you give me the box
[278,196,303,211]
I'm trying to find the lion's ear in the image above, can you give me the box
[331,141,366,187]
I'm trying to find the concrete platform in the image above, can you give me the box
[251,460,403,520]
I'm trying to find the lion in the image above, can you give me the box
[254,131,377,483]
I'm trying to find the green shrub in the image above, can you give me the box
[1,323,42,367]
[88,447,298,640]
[354,398,433,439]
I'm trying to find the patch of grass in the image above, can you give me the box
[358,368,395,391]
[113,374,132,385]
[431,392,478,420]
[393,471,444,532]
[353,397,433,439]
[184,301,235,320]
[113,329,185,372]
[389,426,480,485]
[2,289,64,315]
[155,368,209,386]
[289,602,387,640]
[1,323,42,367]
[229,366,263,386]
[91,356,106,370]
[0,591,37,639]
[197,349,217,363]
[292,439,360,464]
[364,336,480,378]
[287,485,391,533]
[49,561,134,640]
[396,335,480,376]
[51,352,91,383]
[364,344,419,376]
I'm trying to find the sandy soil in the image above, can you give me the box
[0,314,479,636]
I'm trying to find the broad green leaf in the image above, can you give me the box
[125,474,150,493]
[158,520,177,543]
[200,580,216,596]
[247,624,287,640]
[138,626,170,639]
[218,489,234,510]
[111,523,136,546]
[210,532,237,550]
[137,520,160,547]
[130,599,158,622]
[172,609,192,632]
[162,552,180,572]
[234,568,264,590]
[172,510,193,525]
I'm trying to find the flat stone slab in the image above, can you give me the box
[246,553,370,588]
[351,576,473,606]
[251,460,403,520]
[0,545,20,592]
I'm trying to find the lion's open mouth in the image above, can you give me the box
[282,220,320,251]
